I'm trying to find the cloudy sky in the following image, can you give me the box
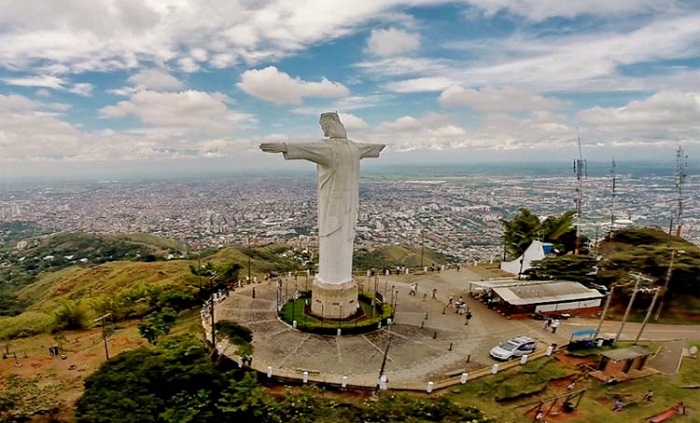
[1,0,699,180]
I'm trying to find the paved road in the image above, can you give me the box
[212,267,700,385]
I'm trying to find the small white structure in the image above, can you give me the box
[500,241,553,276]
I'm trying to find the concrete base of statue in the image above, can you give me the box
[311,277,359,319]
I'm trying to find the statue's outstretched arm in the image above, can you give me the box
[284,142,330,165]
[260,142,287,154]
[359,143,386,159]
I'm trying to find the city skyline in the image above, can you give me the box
[1,0,699,180]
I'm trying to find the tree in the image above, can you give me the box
[189,260,240,299]
[214,320,254,361]
[53,299,91,331]
[137,308,177,346]
[501,208,543,259]
[596,228,700,295]
[76,336,227,423]
[502,209,583,258]
[527,255,598,284]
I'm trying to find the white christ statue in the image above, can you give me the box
[260,112,385,318]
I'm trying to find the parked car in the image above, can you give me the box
[489,336,537,360]
[587,283,609,294]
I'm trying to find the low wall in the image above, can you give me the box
[202,313,562,393]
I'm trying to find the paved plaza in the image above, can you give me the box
[214,267,568,388]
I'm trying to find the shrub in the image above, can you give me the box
[53,299,92,331]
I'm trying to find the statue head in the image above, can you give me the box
[319,112,347,139]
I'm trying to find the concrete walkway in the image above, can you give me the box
[211,267,565,389]
[208,267,700,389]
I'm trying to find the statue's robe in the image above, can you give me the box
[284,138,384,284]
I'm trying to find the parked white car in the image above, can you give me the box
[489,336,536,360]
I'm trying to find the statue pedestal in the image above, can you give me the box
[311,277,359,319]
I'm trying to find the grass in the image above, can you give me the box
[118,233,184,252]
[444,343,700,423]
[0,311,54,340]
[15,260,191,313]
[0,309,205,421]
[446,358,576,422]
[566,341,659,357]
[279,294,393,333]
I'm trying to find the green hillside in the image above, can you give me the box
[0,234,451,340]
[597,227,700,294]
[354,244,448,270]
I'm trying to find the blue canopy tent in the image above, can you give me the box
[568,328,597,350]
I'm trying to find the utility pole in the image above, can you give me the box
[654,249,684,321]
[208,272,218,352]
[247,235,252,282]
[594,285,615,340]
[674,146,688,237]
[420,229,425,270]
[614,273,652,345]
[94,313,112,360]
[573,129,587,254]
[635,287,661,344]
[609,158,617,238]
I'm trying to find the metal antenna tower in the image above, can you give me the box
[674,146,688,237]
[609,158,617,237]
[572,129,587,254]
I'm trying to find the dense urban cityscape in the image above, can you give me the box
[1,162,697,263]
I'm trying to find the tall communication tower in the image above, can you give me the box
[573,129,587,254]
[609,158,617,236]
[675,146,688,237]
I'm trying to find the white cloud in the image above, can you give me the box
[338,113,369,132]
[2,75,65,89]
[0,94,39,111]
[463,0,674,22]
[378,116,423,132]
[384,77,456,93]
[439,86,564,112]
[359,13,700,93]
[366,28,420,57]
[0,0,689,78]
[368,111,577,153]
[100,90,254,135]
[0,1,431,74]
[126,69,184,92]
[237,66,349,105]
[578,91,700,139]
[0,93,255,165]
[68,82,94,96]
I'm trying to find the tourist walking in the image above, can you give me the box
[551,319,560,334]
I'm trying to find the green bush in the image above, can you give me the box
[215,320,253,344]
[53,299,92,331]
[0,311,54,340]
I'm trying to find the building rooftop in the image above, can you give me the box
[490,280,604,305]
